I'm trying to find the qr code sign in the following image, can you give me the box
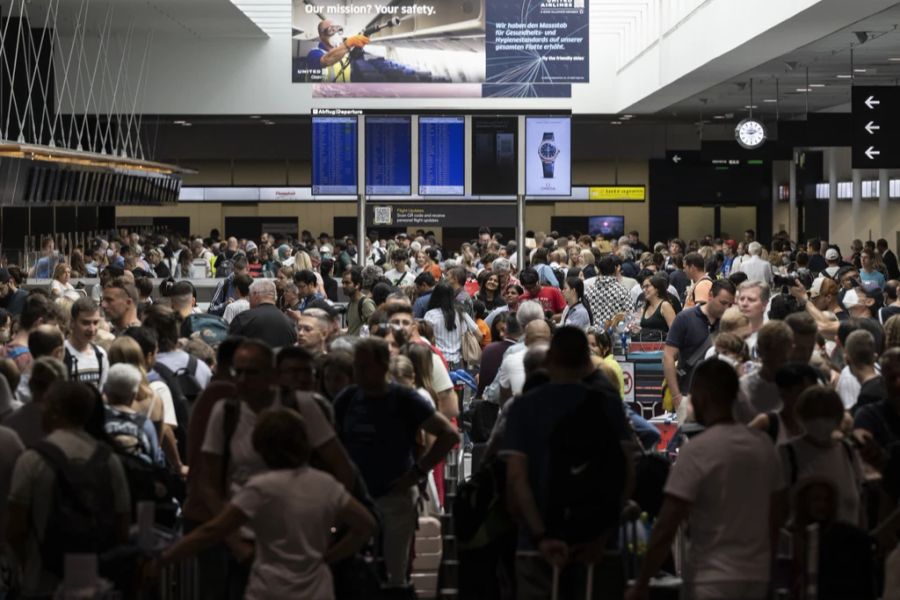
[373,206,392,225]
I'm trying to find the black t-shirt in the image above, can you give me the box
[228,303,297,349]
[879,305,900,324]
[856,376,885,412]
[0,288,28,316]
[854,399,900,449]
[665,306,714,361]
[808,253,828,274]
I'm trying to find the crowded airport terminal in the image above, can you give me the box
[1,0,900,599]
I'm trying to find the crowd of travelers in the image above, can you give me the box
[0,224,898,599]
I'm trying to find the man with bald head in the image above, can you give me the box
[228,280,296,349]
[498,319,552,400]
[305,18,370,83]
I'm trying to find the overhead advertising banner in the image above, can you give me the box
[526,116,571,196]
[487,0,589,85]
[368,204,517,227]
[293,0,587,98]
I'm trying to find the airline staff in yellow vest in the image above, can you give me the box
[306,20,370,83]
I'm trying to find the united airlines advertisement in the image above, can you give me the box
[291,0,588,97]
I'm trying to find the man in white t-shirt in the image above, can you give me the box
[63,298,109,390]
[498,319,551,400]
[384,249,417,288]
[223,274,253,324]
[627,359,784,600]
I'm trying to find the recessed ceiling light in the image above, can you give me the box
[181,122,192,127]
[713,115,725,119]
[796,88,811,92]
[173,120,186,125]
[263,120,276,125]
[249,115,261,119]
[610,121,622,125]
[809,84,826,88]
[763,99,778,103]
[836,74,852,79]
[744,105,758,109]
[620,115,634,119]
[854,68,867,73]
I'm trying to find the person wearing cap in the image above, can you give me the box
[843,281,883,321]
[0,268,28,317]
[823,247,842,279]
[859,248,886,290]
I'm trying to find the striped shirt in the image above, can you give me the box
[424,308,478,365]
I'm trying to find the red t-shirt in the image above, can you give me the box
[521,286,567,314]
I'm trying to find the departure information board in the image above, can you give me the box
[366,116,412,195]
[312,116,358,195]
[471,116,518,195]
[419,116,465,195]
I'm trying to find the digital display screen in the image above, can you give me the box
[365,116,411,195]
[471,116,518,196]
[312,116,358,195]
[588,216,625,239]
[526,116,571,196]
[419,116,465,196]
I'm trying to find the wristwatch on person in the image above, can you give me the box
[538,132,560,178]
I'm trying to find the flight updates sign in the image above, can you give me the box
[852,86,900,169]
[292,0,588,92]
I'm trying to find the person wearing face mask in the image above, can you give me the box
[778,386,864,527]
[305,19,370,83]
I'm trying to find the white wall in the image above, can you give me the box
[58,30,621,115]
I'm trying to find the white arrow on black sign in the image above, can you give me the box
[866,146,881,160]
[672,154,682,164]
[865,96,881,110]
[865,121,881,135]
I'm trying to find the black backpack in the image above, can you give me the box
[32,440,119,577]
[152,356,201,459]
[62,344,105,389]
[545,386,627,544]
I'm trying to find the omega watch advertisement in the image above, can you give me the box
[526,116,572,196]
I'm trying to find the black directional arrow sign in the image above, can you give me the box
[852,86,900,168]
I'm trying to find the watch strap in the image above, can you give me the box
[543,162,554,178]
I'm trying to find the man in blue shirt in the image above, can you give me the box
[412,271,435,319]
[305,19,369,83]
[30,238,56,279]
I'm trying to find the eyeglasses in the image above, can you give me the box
[322,26,344,36]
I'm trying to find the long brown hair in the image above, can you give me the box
[405,343,439,406]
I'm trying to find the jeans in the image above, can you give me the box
[516,554,624,600]
[626,407,661,451]
[374,487,418,586]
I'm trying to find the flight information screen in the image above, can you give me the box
[365,116,412,195]
[419,117,465,196]
[471,116,518,195]
[312,116,358,195]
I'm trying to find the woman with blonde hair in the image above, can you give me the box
[108,335,185,475]
[49,263,78,300]
[294,250,327,296]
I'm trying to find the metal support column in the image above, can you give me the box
[516,194,525,272]
[357,194,367,268]
[828,149,837,245]
[879,169,890,242]
[852,169,862,245]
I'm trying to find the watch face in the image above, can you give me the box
[736,119,766,149]
[539,141,559,160]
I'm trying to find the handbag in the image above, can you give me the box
[460,312,483,364]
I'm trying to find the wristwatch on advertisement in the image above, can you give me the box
[538,132,560,178]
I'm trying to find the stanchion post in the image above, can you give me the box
[357,193,367,268]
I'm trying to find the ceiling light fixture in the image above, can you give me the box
[610,121,622,125]
[854,31,871,45]
[836,74,852,79]
[854,68,867,73]
[809,84,826,88]
[796,88,811,92]
[249,115,261,119]
[763,99,778,103]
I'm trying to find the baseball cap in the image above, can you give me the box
[0,268,9,284]
[825,248,840,261]
[809,277,826,299]
[859,279,884,297]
